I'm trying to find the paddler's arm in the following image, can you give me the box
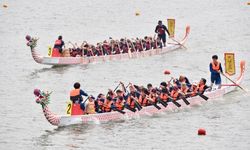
[68,41,76,49]
[80,90,88,97]
[185,77,192,87]
[155,25,159,33]
[120,81,126,93]
[163,25,170,37]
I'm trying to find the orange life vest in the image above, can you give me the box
[149,94,157,103]
[181,87,188,94]
[126,97,135,109]
[190,85,198,97]
[103,100,113,112]
[170,90,179,100]
[86,101,96,114]
[70,89,81,103]
[211,62,221,71]
[115,101,124,111]
[160,93,168,102]
[198,84,205,93]
[55,40,62,46]
[138,95,148,106]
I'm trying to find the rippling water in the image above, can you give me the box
[0,0,250,149]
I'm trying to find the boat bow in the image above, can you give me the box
[26,37,44,64]
[34,89,60,126]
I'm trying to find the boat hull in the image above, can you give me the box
[54,61,245,127]
[30,26,190,66]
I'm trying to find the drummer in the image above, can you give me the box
[69,82,88,112]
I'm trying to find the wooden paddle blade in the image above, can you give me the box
[112,107,126,114]
[152,103,161,110]
[198,93,208,101]
[172,100,181,107]
[125,105,136,112]
[134,100,142,110]
[157,98,168,107]
[181,96,190,105]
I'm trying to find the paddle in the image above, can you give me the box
[156,97,168,107]
[124,104,137,112]
[164,70,190,105]
[186,90,209,101]
[168,97,181,107]
[82,96,89,104]
[112,107,126,114]
[126,83,143,111]
[130,95,143,110]
[146,96,161,110]
[170,38,187,49]
[197,93,208,101]
[178,92,190,105]
[106,83,121,97]
[221,72,247,92]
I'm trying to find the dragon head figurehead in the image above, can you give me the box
[26,35,38,49]
[34,89,52,108]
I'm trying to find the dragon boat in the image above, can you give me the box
[27,26,190,66]
[34,60,245,127]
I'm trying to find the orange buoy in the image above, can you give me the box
[164,70,171,75]
[198,128,206,135]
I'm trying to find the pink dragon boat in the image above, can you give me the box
[27,26,190,66]
[34,60,245,127]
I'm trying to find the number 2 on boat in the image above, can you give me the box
[66,101,72,115]
[48,46,52,57]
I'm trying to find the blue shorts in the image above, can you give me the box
[211,75,221,85]
[158,34,166,43]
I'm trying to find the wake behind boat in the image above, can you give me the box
[26,26,190,66]
[34,60,245,127]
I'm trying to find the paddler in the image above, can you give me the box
[210,55,223,89]
[125,84,140,109]
[85,95,96,114]
[95,93,105,113]
[114,96,125,111]
[179,83,190,98]
[173,75,191,88]
[155,20,170,47]
[170,85,179,101]
[147,83,153,92]
[160,87,170,102]
[70,82,88,111]
[197,78,209,94]
[138,88,149,107]
[148,88,158,104]
[52,35,65,57]
[103,96,113,112]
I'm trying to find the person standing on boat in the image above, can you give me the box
[155,20,170,47]
[70,82,88,110]
[52,35,65,57]
[210,55,223,89]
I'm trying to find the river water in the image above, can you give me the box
[0,0,250,149]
